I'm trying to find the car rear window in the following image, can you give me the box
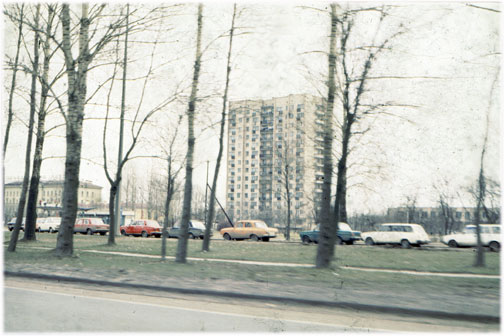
[254,221,268,228]
[89,218,104,225]
[492,226,500,234]
[191,221,206,230]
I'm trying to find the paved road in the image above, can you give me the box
[5,278,493,333]
[4,285,366,332]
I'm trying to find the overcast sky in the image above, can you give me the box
[3,1,501,215]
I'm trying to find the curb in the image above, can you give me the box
[5,271,499,324]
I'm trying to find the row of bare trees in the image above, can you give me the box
[4,4,499,270]
[4,3,242,263]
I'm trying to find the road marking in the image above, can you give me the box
[4,285,383,332]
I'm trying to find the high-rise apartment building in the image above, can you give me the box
[226,94,325,229]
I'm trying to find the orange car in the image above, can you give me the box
[220,220,278,242]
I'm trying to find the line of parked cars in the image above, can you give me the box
[298,221,500,252]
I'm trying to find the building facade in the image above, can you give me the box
[4,180,103,220]
[226,94,325,229]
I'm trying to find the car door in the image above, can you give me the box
[374,225,389,243]
[234,222,245,238]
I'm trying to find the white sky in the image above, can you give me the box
[2,1,501,215]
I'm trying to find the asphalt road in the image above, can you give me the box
[4,284,366,332]
[4,277,495,332]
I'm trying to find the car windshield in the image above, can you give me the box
[254,221,268,228]
[339,223,351,231]
[191,221,206,230]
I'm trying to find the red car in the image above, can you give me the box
[121,219,162,238]
[74,217,109,235]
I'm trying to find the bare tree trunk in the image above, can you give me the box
[25,5,56,241]
[109,4,130,246]
[315,4,338,268]
[474,170,485,267]
[285,179,291,241]
[176,4,203,263]
[4,4,24,155]
[7,5,40,252]
[202,4,236,252]
[162,165,174,260]
[473,69,498,267]
[55,4,90,257]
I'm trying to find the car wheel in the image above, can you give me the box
[302,235,311,244]
[141,231,148,238]
[121,230,126,236]
[223,233,231,241]
[188,233,195,239]
[489,241,500,252]
[100,232,106,236]
[401,239,411,249]
[262,237,270,242]
[448,240,458,248]
[336,237,343,245]
[87,228,93,235]
[8,227,13,231]
[365,237,374,246]
[49,227,54,234]
[250,234,259,242]
[346,240,354,245]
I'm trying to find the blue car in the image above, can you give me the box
[299,223,362,245]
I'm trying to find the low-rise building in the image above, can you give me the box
[4,180,102,220]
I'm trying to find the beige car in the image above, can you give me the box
[220,220,278,242]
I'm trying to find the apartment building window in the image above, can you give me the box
[237,193,240,198]
[245,184,248,189]
[238,176,241,181]
[245,193,248,198]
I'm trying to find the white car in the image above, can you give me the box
[37,217,61,233]
[441,224,500,252]
[362,223,430,248]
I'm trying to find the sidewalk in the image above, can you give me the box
[5,246,500,323]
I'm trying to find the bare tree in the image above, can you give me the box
[473,69,499,267]
[315,3,338,268]
[24,5,60,241]
[7,5,41,252]
[3,4,24,155]
[202,4,237,252]
[275,139,296,240]
[55,4,128,256]
[176,4,204,263]
[159,116,184,260]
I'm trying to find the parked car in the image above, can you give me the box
[361,223,430,248]
[74,217,109,235]
[7,217,25,231]
[168,220,211,239]
[441,224,501,252]
[37,217,61,233]
[220,220,278,242]
[121,219,162,238]
[299,223,362,245]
